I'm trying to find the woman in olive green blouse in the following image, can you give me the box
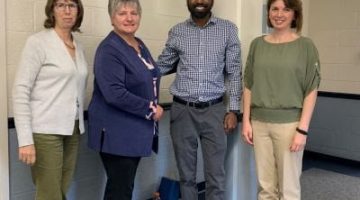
[242,0,320,199]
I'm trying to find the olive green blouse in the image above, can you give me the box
[244,36,321,123]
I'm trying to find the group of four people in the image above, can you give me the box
[12,0,320,199]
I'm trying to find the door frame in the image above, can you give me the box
[0,0,10,199]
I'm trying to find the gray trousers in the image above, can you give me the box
[170,101,227,200]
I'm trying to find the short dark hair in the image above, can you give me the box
[267,0,303,33]
[44,0,84,32]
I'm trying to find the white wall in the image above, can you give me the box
[240,0,263,65]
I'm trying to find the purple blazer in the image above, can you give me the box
[88,31,160,157]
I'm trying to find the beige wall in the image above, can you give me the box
[0,0,9,199]
[241,0,263,60]
[308,0,360,94]
[6,1,360,115]
[137,1,188,103]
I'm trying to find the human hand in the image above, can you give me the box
[19,145,36,165]
[152,105,164,121]
[241,121,253,145]
[224,112,238,134]
[290,133,307,152]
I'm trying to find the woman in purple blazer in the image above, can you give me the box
[87,0,163,199]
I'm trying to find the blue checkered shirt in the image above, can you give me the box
[157,15,242,110]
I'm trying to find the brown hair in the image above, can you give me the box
[267,0,303,33]
[44,0,84,32]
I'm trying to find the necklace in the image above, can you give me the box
[63,41,75,49]
[54,29,75,49]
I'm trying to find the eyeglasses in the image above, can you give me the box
[55,2,78,11]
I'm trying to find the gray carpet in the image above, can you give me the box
[301,168,360,200]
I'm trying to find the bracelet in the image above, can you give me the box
[296,127,308,136]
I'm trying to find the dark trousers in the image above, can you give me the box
[100,152,141,200]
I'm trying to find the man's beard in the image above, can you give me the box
[190,10,211,19]
[187,3,212,19]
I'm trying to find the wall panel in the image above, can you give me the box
[308,0,360,94]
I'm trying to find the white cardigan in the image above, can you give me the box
[12,29,88,147]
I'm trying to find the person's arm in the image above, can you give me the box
[224,23,242,111]
[290,39,320,152]
[223,23,242,133]
[290,89,317,152]
[157,28,180,75]
[242,87,253,145]
[241,38,257,144]
[13,36,45,165]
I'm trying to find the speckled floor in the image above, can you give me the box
[301,168,360,200]
[301,151,360,200]
[162,151,360,200]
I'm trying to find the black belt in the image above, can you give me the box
[173,96,223,109]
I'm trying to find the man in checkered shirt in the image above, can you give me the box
[157,0,242,199]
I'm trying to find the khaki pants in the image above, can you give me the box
[252,120,303,200]
[31,121,80,200]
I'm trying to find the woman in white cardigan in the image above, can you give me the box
[12,0,88,199]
